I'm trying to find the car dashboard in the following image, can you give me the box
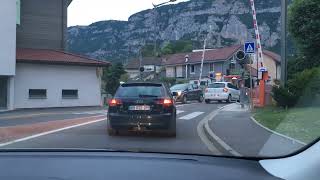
[0,151,282,180]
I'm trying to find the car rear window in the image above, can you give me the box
[208,83,226,88]
[115,84,165,98]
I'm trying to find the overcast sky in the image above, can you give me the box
[68,0,189,27]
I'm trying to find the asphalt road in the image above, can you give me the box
[0,107,108,127]
[1,102,224,155]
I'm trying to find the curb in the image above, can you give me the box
[250,116,307,146]
[201,103,242,157]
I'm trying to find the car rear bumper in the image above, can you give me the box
[108,113,175,130]
[205,93,229,100]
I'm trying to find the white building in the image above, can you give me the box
[0,0,110,110]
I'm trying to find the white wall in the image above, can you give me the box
[14,63,102,109]
[126,69,139,79]
[0,0,16,75]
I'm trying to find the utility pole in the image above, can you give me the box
[199,38,207,81]
[281,0,288,86]
[139,49,143,81]
[199,25,211,81]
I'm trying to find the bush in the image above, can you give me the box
[160,77,176,87]
[176,79,189,84]
[273,67,320,107]
[272,86,297,108]
[290,68,320,106]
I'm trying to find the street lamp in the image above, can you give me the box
[152,0,177,56]
[185,54,189,80]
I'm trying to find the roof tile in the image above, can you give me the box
[16,48,110,67]
[164,45,241,65]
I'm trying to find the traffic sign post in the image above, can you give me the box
[259,67,267,72]
[244,42,255,54]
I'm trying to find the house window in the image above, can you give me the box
[62,90,79,99]
[29,89,47,99]
[190,65,195,74]
[209,63,215,72]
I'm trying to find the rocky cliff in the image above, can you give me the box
[67,0,281,63]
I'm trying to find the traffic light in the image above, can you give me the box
[235,50,253,68]
[236,50,246,61]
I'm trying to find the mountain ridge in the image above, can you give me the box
[67,0,282,63]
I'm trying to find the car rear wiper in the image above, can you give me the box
[138,94,158,98]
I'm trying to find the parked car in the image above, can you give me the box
[204,82,240,103]
[170,83,204,104]
[107,82,176,137]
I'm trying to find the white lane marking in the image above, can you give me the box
[72,110,108,115]
[0,118,107,147]
[176,110,185,115]
[176,102,202,108]
[179,112,204,120]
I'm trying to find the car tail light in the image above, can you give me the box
[205,88,208,93]
[223,88,229,93]
[108,99,122,106]
[157,99,173,106]
[163,99,173,105]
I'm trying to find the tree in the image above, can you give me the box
[161,40,193,55]
[120,73,129,82]
[103,63,126,95]
[288,0,320,70]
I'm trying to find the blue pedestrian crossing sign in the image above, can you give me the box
[244,42,255,54]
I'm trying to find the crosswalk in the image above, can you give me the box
[177,110,185,115]
[179,112,204,120]
[71,110,205,121]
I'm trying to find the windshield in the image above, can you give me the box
[209,83,226,88]
[170,84,188,91]
[0,0,319,159]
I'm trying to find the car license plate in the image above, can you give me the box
[129,105,150,111]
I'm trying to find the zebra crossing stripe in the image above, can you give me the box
[177,110,185,115]
[179,112,204,120]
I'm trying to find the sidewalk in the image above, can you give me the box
[0,106,107,118]
[208,103,305,157]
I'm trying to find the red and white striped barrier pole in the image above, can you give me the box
[249,0,264,68]
[249,0,267,107]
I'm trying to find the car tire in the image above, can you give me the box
[198,95,204,103]
[218,100,222,103]
[182,96,188,104]
[226,95,232,103]
[107,120,118,136]
[205,99,210,104]
[107,127,118,136]
[167,116,176,137]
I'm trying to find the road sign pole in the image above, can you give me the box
[249,55,254,110]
